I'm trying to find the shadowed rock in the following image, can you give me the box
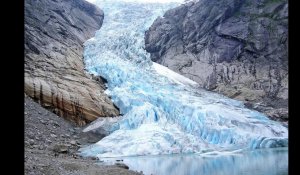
[145,0,288,121]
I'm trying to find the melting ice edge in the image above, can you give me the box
[79,0,288,158]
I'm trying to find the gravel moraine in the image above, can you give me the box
[25,96,142,175]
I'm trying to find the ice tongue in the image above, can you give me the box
[79,0,288,158]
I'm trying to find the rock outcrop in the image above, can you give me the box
[145,0,288,122]
[25,0,120,126]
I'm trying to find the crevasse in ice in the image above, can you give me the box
[79,0,288,158]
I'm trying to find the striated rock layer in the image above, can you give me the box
[145,0,288,122]
[25,0,119,126]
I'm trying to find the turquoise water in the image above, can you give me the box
[99,148,288,175]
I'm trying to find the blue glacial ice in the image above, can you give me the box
[79,0,288,158]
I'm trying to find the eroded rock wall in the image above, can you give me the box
[25,0,120,125]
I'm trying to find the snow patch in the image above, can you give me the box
[152,62,198,86]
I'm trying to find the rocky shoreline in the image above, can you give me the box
[25,96,142,175]
[24,0,288,173]
[24,0,141,174]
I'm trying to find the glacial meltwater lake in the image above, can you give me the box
[98,148,288,175]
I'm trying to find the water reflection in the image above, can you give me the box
[100,148,288,175]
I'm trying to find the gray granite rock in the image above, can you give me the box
[145,0,288,121]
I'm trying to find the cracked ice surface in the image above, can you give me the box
[79,0,288,158]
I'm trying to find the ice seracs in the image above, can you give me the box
[79,0,288,158]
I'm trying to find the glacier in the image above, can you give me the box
[79,0,288,158]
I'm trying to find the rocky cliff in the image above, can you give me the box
[25,0,119,126]
[145,0,288,122]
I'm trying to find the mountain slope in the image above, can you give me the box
[25,0,119,125]
[145,0,288,122]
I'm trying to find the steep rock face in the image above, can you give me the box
[25,0,120,126]
[145,0,288,122]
